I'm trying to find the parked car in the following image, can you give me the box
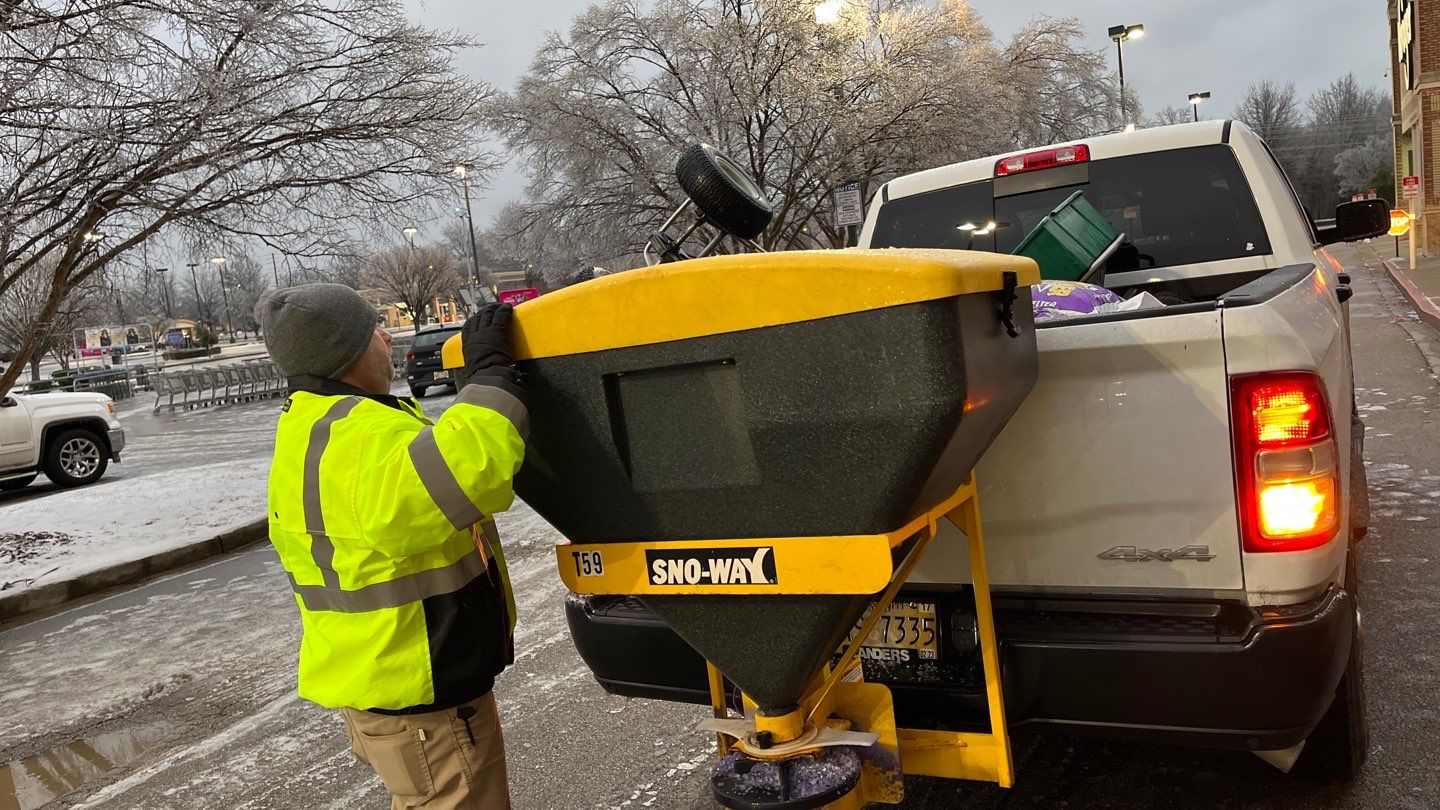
[0,390,126,490]
[565,121,1388,778]
[404,324,462,398]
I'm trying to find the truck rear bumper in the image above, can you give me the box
[564,587,1354,752]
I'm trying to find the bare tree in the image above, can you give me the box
[0,0,499,398]
[1146,106,1193,127]
[1234,81,1302,146]
[441,220,500,290]
[218,254,272,334]
[1000,16,1124,147]
[486,1,1116,282]
[0,257,99,382]
[1283,74,1391,214]
[1335,135,1395,198]
[362,246,462,329]
[180,264,223,327]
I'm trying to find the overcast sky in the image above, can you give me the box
[402,0,1392,227]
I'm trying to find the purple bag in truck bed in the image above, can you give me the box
[1030,279,1123,321]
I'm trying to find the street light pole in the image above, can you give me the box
[155,268,173,319]
[1188,91,1211,122]
[186,262,203,324]
[1108,24,1145,129]
[211,256,234,342]
[454,165,483,314]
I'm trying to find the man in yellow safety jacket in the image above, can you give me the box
[257,284,526,809]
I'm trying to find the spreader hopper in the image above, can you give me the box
[443,248,1041,807]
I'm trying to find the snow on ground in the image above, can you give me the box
[0,457,270,595]
[0,380,460,598]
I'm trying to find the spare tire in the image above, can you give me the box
[675,143,773,240]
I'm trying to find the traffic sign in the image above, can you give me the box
[1404,175,1420,198]
[1390,208,1412,236]
[835,181,864,227]
[499,288,539,305]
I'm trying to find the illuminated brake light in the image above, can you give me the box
[1258,479,1336,538]
[1231,371,1340,552]
[994,144,1090,176]
[1250,385,1326,445]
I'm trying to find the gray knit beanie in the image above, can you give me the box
[256,283,377,379]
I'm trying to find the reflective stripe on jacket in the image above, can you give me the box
[267,380,526,712]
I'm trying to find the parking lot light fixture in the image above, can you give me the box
[1108,23,1145,129]
[1188,91,1211,122]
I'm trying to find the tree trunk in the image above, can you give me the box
[28,354,40,382]
[0,272,71,400]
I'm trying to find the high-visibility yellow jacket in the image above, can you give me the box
[267,375,526,712]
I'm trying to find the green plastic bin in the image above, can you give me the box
[1011,190,1123,284]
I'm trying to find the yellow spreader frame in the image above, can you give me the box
[556,473,1015,805]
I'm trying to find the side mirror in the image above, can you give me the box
[1,397,15,408]
[1317,199,1390,244]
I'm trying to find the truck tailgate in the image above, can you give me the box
[911,309,1243,594]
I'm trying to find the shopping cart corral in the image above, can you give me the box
[150,360,286,413]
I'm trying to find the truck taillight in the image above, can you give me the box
[405,351,414,361]
[994,144,1089,176]
[1231,372,1340,552]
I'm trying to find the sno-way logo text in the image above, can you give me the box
[646,547,778,586]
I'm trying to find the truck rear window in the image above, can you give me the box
[870,145,1270,272]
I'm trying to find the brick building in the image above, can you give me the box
[1392,0,1439,251]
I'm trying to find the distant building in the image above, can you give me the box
[1392,0,1433,250]
[361,289,467,329]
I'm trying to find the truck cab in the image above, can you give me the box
[563,121,1382,778]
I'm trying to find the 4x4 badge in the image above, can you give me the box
[1097,545,1216,563]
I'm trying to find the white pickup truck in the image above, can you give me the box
[0,390,126,490]
[563,121,1389,778]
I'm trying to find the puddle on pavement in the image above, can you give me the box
[0,723,169,810]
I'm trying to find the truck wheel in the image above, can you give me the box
[675,143,774,240]
[42,428,109,488]
[0,474,37,491]
[1350,411,1369,542]
[1298,552,1368,780]
[410,385,426,399]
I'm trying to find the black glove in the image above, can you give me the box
[462,303,514,380]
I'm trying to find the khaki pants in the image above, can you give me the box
[341,692,511,809]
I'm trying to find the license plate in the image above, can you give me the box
[849,601,939,661]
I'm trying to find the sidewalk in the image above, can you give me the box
[1362,236,1440,333]
[0,458,271,621]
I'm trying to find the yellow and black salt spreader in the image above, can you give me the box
[444,249,1041,808]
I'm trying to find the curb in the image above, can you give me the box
[1384,258,1440,334]
[0,517,268,623]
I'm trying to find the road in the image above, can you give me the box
[3,241,1439,808]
